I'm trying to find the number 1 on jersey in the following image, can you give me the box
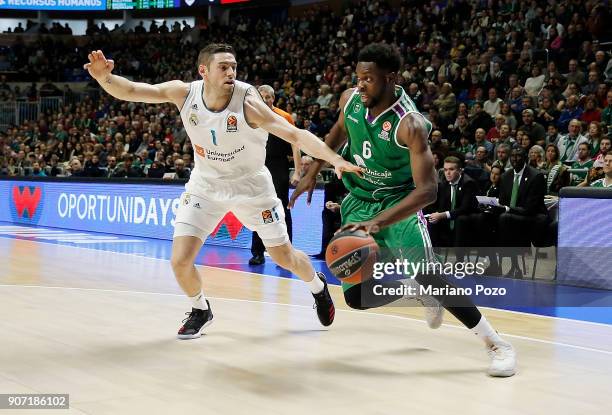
[211,129,217,146]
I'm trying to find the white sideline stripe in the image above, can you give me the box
[0,283,611,356]
[1,225,611,328]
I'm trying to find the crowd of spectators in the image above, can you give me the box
[1,0,612,189]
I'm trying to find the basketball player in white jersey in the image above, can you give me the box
[84,44,362,339]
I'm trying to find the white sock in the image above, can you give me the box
[307,271,325,294]
[471,316,503,345]
[189,292,208,310]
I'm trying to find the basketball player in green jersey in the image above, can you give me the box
[290,43,516,377]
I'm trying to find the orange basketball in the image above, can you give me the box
[325,229,379,284]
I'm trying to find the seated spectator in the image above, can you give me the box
[68,158,86,177]
[484,88,503,118]
[580,96,601,124]
[571,142,594,185]
[519,109,546,146]
[430,130,449,156]
[589,152,612,188]
[524,65,546,97]
[500,102,518,130]
[433,82,457,124]
[113,155,143,178]
[425,156,479,262]
[586,121,605,157]
[593,136,611,164]
[528,145,546,171]
[486,114,505,141]
[546,124,561,146]
[105,156,119,178]
[496,147,549,278]
[316,85,333,109]
[544,144,571,196]
[455,135,474,155]
[29,162,46,177]
[448,113,471,146]
[84,154,104,177]
[172,159,190,179]
[468,146,492,172]
[493,143,512,172]
[582,71,600,96]
[601,90,612,133]
[557,119,589,162]
[469,101,494,133]
[146,161,166,178]
[536,97,560,129]
[557,95,584,131]
[474,128,494,159]
[47,155,62,177]
[482,165,503,197]
[517,129,533,152]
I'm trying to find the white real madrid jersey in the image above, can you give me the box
[179,79,268,184]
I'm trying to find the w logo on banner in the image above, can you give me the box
[11,185,44,224]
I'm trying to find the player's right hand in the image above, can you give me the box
[288,175,316,208]
[83,50,115,81]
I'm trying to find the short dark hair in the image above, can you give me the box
[491,164,503,174]
[444,156,462,168]
[358,43,402,73]
[198,43,235,66]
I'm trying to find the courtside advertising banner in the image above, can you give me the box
[0,179,324,252]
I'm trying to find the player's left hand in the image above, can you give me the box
[290,170,301,186]
[333,159,363,179]
[339,220,381,235]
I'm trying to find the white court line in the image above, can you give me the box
[1,231,612,329]
[1,283,611,357]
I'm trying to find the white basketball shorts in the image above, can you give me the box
[173,168,289,247]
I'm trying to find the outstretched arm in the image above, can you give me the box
[244,89,361,179]
[84,50,189,108]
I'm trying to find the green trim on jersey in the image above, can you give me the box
[341,86,431,202]
[590,178,612,188]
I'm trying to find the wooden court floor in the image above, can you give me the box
[1,238,611,415]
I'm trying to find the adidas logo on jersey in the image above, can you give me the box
[192,103,198,110]
[193,202,201,209]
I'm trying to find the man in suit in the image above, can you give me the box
[249,84,303,265]
[496,147,548,278]
[426,156,479,262]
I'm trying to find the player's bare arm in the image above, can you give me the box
[244,89,361,179]
[287,88,352,207]
[343,113,437,233]
[84,50,189,108]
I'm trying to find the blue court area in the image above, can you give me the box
[1,221,611,325]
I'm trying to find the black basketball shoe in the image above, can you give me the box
[312,272,335,326]
[177,300,214,340]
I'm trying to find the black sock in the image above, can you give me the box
[343,279,404,310]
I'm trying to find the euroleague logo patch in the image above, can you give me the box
[10,185,44,224]
[261,207,280,224]
[226,115,238,132]
[378,120,392,141]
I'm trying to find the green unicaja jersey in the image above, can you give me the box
[341,86,432,202]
